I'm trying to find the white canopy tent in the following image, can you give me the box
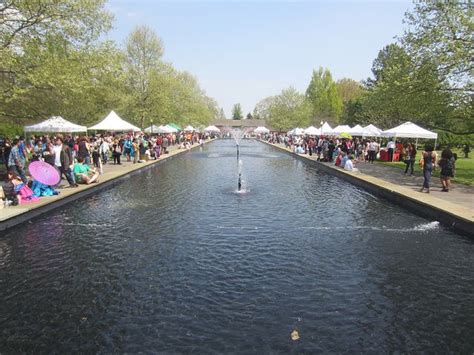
[287,127,305,136]
[348,124,366,136]
[363,124,382,137]
[254,126,270,134]
[381,121,437,139]
[183,125,194,132]
[204,125,221,133]
[381,121,438,149]
[332,125,352,134]
[304,126,320,135]
[25,116,87,133]
[144,125,162,133]
[89,111,141,132]
[320,122,334,135]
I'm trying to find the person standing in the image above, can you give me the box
[8,138,28,184]
[438,148,455,192]
[367,140,378,164]
[387,139,395,162]
[3,138,12,171]
[99,139,109,165]
[77,137,91,165]
[54,136,78,188]
[404,143,417,176]
[112,140,122,165]
[420,145,436,193]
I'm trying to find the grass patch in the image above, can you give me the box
[376,149,474,186]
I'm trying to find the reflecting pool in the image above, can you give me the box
[0,140,473,353]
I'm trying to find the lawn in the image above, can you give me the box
[376,149,474,186]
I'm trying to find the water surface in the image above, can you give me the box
[1,140,473,353]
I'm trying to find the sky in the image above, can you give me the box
[105,0,413,117]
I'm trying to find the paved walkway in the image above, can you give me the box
[0,142,208,227]
[268,142,473,221]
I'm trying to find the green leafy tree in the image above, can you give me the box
[362,43,456,131]
[232,103,243,120]
[125,25,164,129]
[400,1,473,134]
[305,67,343,124]
[0,0,112,50]
[336,78,363,104]
[246,112,253,120]
[261,87,311,132]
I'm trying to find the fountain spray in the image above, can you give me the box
[238,159,243,191]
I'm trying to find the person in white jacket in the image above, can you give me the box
[99,139,110,165]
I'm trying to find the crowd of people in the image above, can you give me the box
[261,133,457,193]
[1,131,207,206]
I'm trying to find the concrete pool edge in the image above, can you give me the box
[0,140,214,232]
[261,140,474,237]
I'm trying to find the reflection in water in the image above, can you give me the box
[0,140,473,353]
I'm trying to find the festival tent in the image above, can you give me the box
[332,125,352,134]
[363,124,382,136]
[320,122,334,135]
[304,126,320,135]
[144,125,161,133]
[25,116,87,133]
[254,126,270,134]
[381,121,437,139]
[348,124,366,136]
[287,127,305,136]
[183,125,195,132]
[164,124,179,133]
[204,125,221,133]
[89,111,141,132]
[168,123,181,131]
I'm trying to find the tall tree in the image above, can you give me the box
[0,0,117,124]
[260,87,311,132]
[0,0,112,50]
[336,78,363,104]
[362,43,452,129]
[305,67,343,124]
[232,103,243,120]
[402,1,473,104]
[125,25,164,129]
[246,112,253,120]
[400,1,473,134]
[218,107,226,120]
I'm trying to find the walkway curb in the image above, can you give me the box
[0,140,212,232]
[262,141,474,237]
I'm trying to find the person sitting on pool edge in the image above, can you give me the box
[73,157,100,185]
[344,155,358,172]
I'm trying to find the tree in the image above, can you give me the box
[0,0,116,124]
[400,1,473,134]
[261,87,311,132]
[0,0,112,50]
[246,112,253,120]
[232,103,243,120]
[218,107,226,120]
[125,25,164,129]
[402,1,473,103]
[305,67,343,124]
[336,78,363,103]
[361,43,453,130]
